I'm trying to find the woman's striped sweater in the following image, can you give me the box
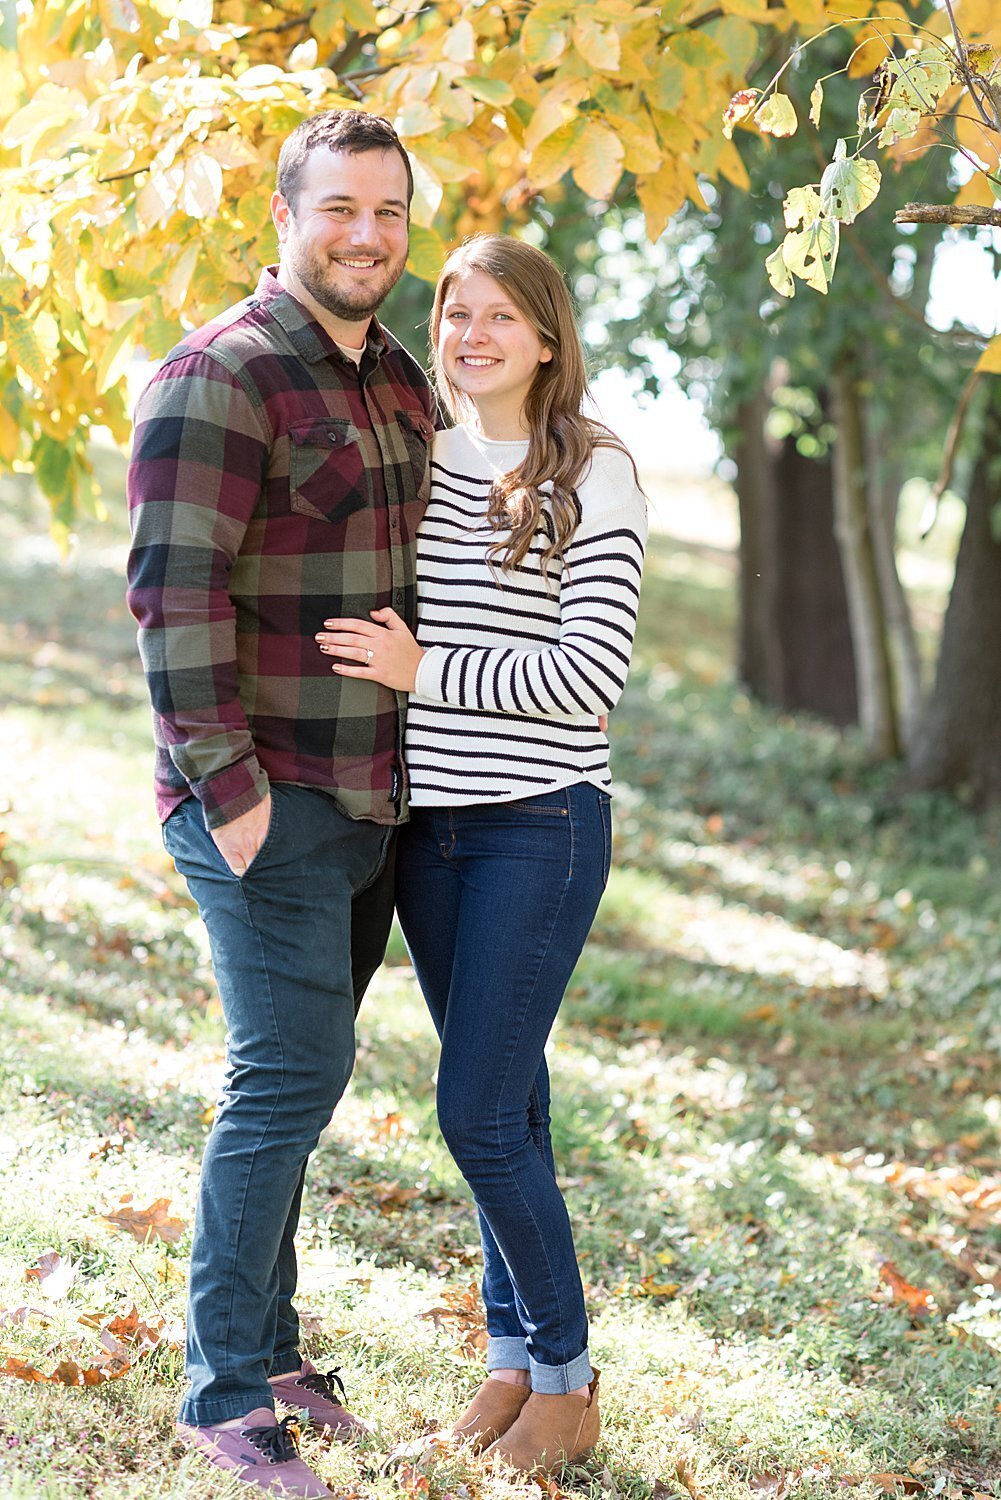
[406,423,648,808]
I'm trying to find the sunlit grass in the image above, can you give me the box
[0,456,999,1497]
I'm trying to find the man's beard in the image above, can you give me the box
[293,242,407,323]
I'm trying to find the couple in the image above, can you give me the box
[126,109,646,1498]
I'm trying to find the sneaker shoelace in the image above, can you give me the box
[243,1416,302,1464]
[296,1367,348,1406]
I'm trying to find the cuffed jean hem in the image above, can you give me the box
[485,1335,531,1372]
[268,1351,303,1379]
[529,1349,593,1394]
[178,1391,276,1427]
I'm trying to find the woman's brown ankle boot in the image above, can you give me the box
[483,1370,600,1474]
[451,1377,531,1453]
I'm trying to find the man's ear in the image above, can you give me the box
[271,191,292,240]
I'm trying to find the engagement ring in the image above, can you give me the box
[365,649,374,662]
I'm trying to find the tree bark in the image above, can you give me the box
[830,360,901,759]
[733,391,858,724]
[862,407,923,743]
[905,378,1001,802]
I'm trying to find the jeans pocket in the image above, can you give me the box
[599,794,613,886]
[234,793,281,880]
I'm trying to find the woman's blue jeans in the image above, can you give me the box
[395,782,611,1394]
[163,785,392,1425]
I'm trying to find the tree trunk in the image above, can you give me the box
[734,392,781,703]
[862,407,923,743]
[734,393,858,724]
[830,360,901,759]
[905,378,1001,803]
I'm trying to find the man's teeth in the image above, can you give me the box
[336,259,378,268]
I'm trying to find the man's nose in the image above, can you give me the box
[348,211,380,245]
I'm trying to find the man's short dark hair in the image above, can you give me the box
[277,110,414,211]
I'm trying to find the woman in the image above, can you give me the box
[315,235,647,1475]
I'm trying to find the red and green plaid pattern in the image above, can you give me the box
[126,268,434,830]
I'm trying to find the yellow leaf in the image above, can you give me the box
[526,118,586,189]
[637,160,688,241]
[572,122,625,201]
[716,137,750,190]
[442,19,476,63]
[136,164,185,232]
[521,9,569,68]
[0,303,51,386]
[406,223,446,283]
[95,308,141,394]
[783,0,825,22]
[755,93,798,137]
[955,172,1001,209]
[394,101,440,137]
[977,336,1001,374]
[605,115,662,174]
[0,403,20,464]
[573,15,620,72]
[181,153,224,220]
[524,81,588,154]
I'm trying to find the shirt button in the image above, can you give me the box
[391,514,399,530]
[394,590,403,607]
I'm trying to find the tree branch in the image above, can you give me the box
[894,202,1001,226]
[920,366,983,536]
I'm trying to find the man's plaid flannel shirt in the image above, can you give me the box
[126,267,435,830]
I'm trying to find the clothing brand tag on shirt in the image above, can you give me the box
[391,765,401,801]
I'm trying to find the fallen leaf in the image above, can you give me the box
[373,1181,422,1215]
[1,1355,48,1382]
[419,1281,488,1357]
[877,1261,936,1320]
[0,1306,52,1328]
[749,1473,799,1498]
[675,1457,708,1500]
[25,1251,76,1301]
[101,1195,187,1245]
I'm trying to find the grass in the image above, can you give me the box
[0,448,999,1500]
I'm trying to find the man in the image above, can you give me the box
[126,110,435,1499]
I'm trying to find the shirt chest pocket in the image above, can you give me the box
[396,408,434,506]
[288,418,372,525]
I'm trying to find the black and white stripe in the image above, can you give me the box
[407,425,647,807]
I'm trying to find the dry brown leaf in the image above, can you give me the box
[877,1261,936,1320]
[373,1181,423,1215]
[25,1250,76,1301]
[1,1355,48,1382]
[0,1306,52,1328]
[675,1457,708,1500]
[101,1195,187,1245]
[398,1463,431,1495]
[749,1473,799,1498]
[89,1135,126,1160]
[419,1281,488,1357]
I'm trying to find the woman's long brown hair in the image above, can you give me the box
[429,234,637,578]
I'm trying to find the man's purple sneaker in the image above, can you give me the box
[270,1364,370,1440]
[177,1412,332,1498]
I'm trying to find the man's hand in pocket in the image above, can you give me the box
[211,793,272,877]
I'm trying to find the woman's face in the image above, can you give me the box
[437,268,553,420]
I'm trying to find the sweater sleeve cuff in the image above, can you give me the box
[192,756,271,830]
[414,646,449,703]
